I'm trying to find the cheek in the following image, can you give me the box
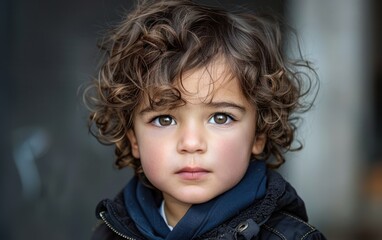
[213,137,250,174]
[213,137,250,187]
[216,140,238,159]
[139,143,161,168]
[215,130,254,160]
[137,138,171,183]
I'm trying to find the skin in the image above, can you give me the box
[127,58,266,227]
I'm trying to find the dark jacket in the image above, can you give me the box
[91,171,326,240]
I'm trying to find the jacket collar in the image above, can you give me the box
[95,170,308,240]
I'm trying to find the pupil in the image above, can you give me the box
[159,116,171,126]
[215,114,227,124]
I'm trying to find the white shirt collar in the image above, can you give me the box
[159,200,174,230]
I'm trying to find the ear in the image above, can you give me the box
[126,129,140,158]
[252,133,267,155]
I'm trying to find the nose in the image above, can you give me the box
[177,122,207,154]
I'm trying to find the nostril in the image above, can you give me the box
[177,141,207,153]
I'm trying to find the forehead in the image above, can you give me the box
[177,58,246,104]
[135,57,252,113]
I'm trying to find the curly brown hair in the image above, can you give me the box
[84,0,318,177]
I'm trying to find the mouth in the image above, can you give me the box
[176,167,210,180]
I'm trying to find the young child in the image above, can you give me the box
[87,0,326,239]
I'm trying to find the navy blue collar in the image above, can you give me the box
[124,161,267,240]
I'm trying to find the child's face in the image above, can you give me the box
[127,58,266,207]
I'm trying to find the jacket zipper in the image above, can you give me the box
[99,211,136,240]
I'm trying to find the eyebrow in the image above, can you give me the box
[138,101,246,115]
[205,101,246,112]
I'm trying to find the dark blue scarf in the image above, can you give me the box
[124,161,267,240]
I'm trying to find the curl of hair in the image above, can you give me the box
[84,0,318,177]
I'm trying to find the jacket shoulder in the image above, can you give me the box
[259,211,326,240]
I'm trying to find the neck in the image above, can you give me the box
[163,193,192,227]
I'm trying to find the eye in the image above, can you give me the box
[151,115,176,127]
[209,113,234,125]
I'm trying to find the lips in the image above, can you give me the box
[176,167,210,180]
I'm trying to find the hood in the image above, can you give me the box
[260,170,308,221]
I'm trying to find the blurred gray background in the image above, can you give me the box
[1,0,381,239]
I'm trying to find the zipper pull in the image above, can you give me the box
[235,219,260,240]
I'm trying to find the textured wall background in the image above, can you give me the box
[2,1,134,239]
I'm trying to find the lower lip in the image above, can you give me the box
[177,171,209,180]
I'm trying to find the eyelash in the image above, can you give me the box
[149,115,176,127]
[208,112,236,125]
[149,112,236,127]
